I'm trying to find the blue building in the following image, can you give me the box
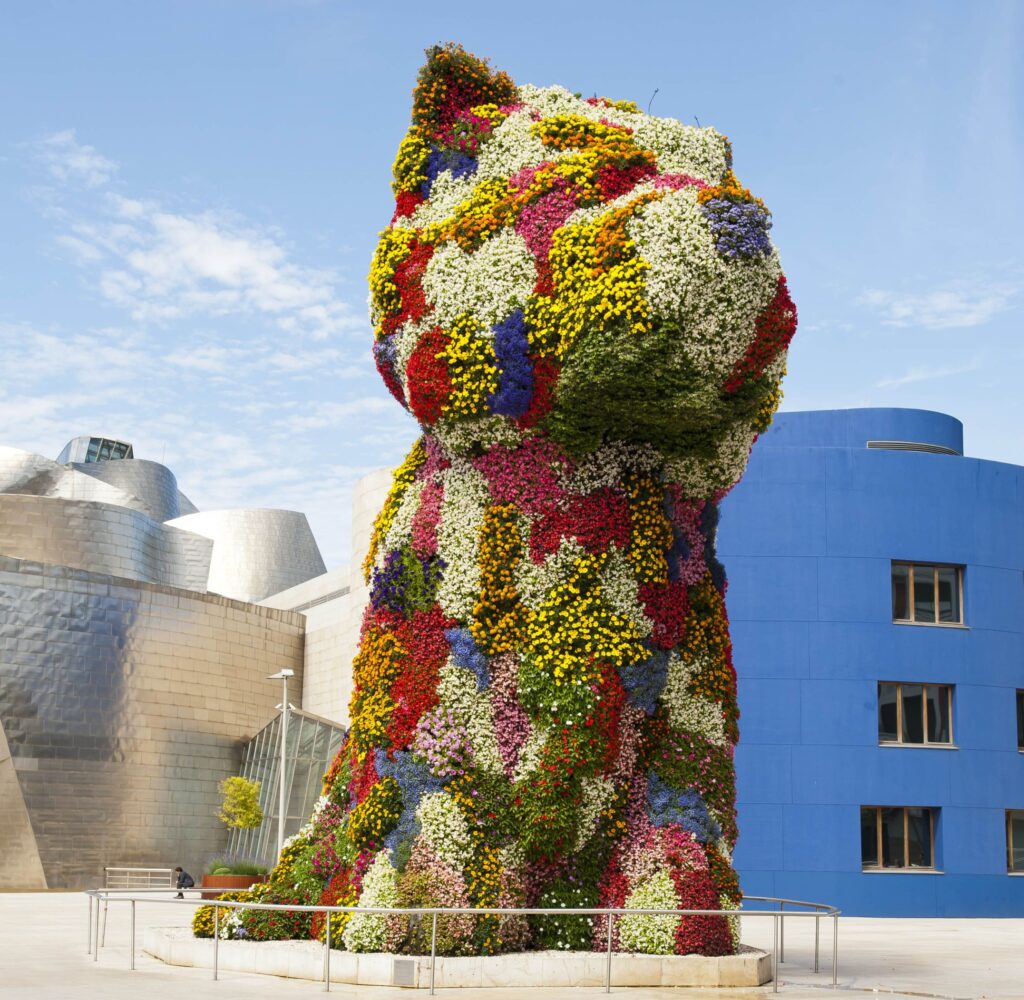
[719,408,1024,916]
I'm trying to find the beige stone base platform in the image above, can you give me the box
[144,927,771,988]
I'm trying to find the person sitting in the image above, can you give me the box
[173,866,194,898]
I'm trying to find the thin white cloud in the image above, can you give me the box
[876,360,981,389]
[860,282,1015,329]
[31,129,117,188]
[28,136,362,339]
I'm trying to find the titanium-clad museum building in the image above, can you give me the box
[719,409,1024,916]
[0,437,337,889]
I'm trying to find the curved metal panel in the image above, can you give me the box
[0,555,305,888]
[69,458,182,521]
[0,447,136,508]
[0,495,212,591]
[168,509,327,603]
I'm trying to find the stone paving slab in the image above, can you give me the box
[2,892,1022,1000]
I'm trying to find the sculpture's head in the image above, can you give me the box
[370,44,796,496]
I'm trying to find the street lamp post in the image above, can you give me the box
[267,668,295,859]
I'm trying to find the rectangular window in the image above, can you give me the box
[861,806,937,870]
[1017,691,1024,751]
[892,562,963,625]
[878,682,954,745]
[1009,811,1024,873]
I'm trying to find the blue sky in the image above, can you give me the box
[2,0,1021,567]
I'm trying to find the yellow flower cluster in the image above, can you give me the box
[471,505,526,654]
[368,229,416,337]
[753,374,784,433]
[625,474,673,584]
[348,776,402,849]
[524,553,645,685]
[525,192,661,358]
[696,169,767,212]
[468,102,509,127]
[349,626,408,758]
[441,314,499,417]
[533,114,638,154]
[363,438,427,580]
[191,891,251,938]
[441,178,514,250]
[391,129,431,195]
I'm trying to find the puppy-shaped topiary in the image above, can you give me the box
[266,43,797,958]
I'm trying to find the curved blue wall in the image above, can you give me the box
[719,408,1024,916]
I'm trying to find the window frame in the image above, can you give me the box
[891,561,964,626]
[1008,810,1024,874]
[877,681,955,747]
[861,805,938,871]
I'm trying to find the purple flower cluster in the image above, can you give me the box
[375,750,442,856]
[646,772,721,843]
[412,706,474,778]
[487,309,533,418]
[370,549,408,611]
[700,198,772,259]
[421,148,479,198]
[445,627,490,691]
[618,649,669,715]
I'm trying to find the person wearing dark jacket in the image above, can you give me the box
[174,866,194,898]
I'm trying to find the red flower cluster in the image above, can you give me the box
[407,327,452,423]
[722,275,797,393]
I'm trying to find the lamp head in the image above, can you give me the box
[267,668,295,680]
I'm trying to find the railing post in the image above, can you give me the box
[93,895,100,962]
[130,899,136,971]
[814,913,820,973]
[87,895,93,955]
[832,912,838,988]
[429,911,437,996]
[213,905,219,981]
[772,912,779,994]
[779,899,784,964]
[323,912,331,992]
[605,912,612,993]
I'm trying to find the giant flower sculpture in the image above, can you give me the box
[226,43,797,957]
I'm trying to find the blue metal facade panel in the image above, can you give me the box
[720,408,1024,916]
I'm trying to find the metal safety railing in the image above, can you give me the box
[84,887,839,994]
[104,867,176,889]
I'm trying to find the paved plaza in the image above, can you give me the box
[1,892,1022,1000]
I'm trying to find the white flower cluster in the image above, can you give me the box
[475,106,550,183]
[381,478,425,554]
[619,869,680,954]
[661,650,728,746]
[628,189,782,380]
[437,660,503,774]
[422,228,536,329]
[435,461,489,617]
[344,854,400,952]
[416,791,475,870]
[600,549,652,639]
[570,440,662,494]
[514,538,587,610]
[574,775,616,851]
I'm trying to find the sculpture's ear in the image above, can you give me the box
[411,43,518,140]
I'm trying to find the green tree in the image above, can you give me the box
[218,776,263,830]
